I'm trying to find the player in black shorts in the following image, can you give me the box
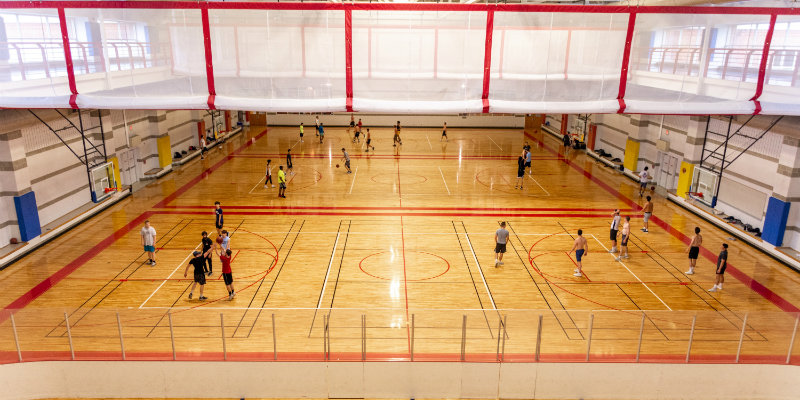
[441,122,447,142]
[183,251,208,300]
[686,227,702,275]
[286,148,293,175]
[353,125,361,143]
[214,201,223,236]
[201,231,213,275]
[365,128,375,152]
[709,243,728,292]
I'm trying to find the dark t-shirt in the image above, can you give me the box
[202,237,213,252]
[287,153,292,166]
[563,134,570,146]
[190,256,207,274]
[215,208,224,225]
[716,250,728,270]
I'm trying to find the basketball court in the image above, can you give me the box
[1,124,799,364]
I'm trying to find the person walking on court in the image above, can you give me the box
[569,229,589,277]
[353,123,361,143]
[357,118,363,134]
[348,114,355,134]
[315,115,320,137]
[278,165,287,198]
[609,209,621,253]
[299,122,304,142]
[341,148,352,174]
[201,231,214,275]
[616,216,631,261]
[393,123,402,146]
[685,227,702,275]
[286,149,294,175]
[562,132,571,154]
[441,122,447,142]
[264,159,275,188]
[494,222,509,267]
[318,123,325,143]
[709,243,728,292]
[638,166,650,197]
[218,248,236,300]
[184,251,208,300]
[141,220,157,266]
[641,196,653,233]
[214,201,224,236]
[515,155,525,189]
[365,128,375,152]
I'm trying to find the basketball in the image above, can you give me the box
[216,236,223,244]
[336,164,340,168]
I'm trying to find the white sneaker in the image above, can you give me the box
[498,261,504,266]
[708,287,717,292]
[622,255,630,259]
[271,185,276,188]
[574,268,579,273]
[494,260,499,266]
[716,285,723,290]
[608,248,617,253]
[685,270,694,275]
[615,257,622,261]
[573,272,582,277]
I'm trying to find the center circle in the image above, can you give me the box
[359,251,450,281]
[370,173,428,185]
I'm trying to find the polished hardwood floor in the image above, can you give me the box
[1,123,799,363]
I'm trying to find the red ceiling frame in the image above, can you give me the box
[482,10,494,113]
[617,13,636,114]
[750,13,778,115]
[345,9,353,112]
[200,6,216,110]
[6,2,798,114]
[57,8,78,109]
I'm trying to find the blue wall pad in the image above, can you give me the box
[762,196,791,247]
[14,191,41,242]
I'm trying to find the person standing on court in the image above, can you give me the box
[286,148,294,175]
[709,243,728,292]
[214,201,223,236]
[685,227,702,275]
[140,220,157,266]
[278,165,287,198]
[341,148,352,174]
[641,196,653,233]
[318,123,325,143]
[515,155,525,190]
[299,122,304,143]
[569,229,588,277]
[218,248,235,300]
[525,145,533,174]
[184,250,208,300]
[201,231,214,275]
[638,166,650,197]
[609,209,621,253]
[199,136,207,160]
[315,115,320,137]
[365,128,375,152]
[494,222,509,267]
[562,131,571,154]
[264,159,275,188]
[616,216,631,261]
[441,122,447,142]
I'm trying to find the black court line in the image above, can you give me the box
[616,283,669,340]
[507,222,584,340]
[452,221,494,337]
[47,219,191,337]
[230,219,297,337]
[325,220,352,311]
[226,219,297,337]
[242,220,305,338]
[307,220,344,337]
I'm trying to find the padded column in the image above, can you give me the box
[762,197,790,246]
[13,192,41,241]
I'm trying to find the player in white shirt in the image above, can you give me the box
[638,166,650,197]
[140,220,157,266]
[609,209,621,253]
[264,159,275,188]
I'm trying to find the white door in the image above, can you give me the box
[118,148,139,186]
[657,152,679,190]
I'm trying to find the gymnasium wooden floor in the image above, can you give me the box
[1,122,800,363]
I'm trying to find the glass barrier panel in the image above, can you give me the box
[588,310,642,362]
[537,310,590,362]
[412,309,462,361]
[501,310,540,362]
[687,310,742,363]
[0,311,20,364]
[637,310,694,362]
[12,308,73,361]
[739,311,798,364]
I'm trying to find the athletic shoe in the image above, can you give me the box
[641,228,646,231]
[574,268,579,273]
[685,270,694,275]
[151,261,156,266]
[206,271,212,276]
[622,255,630,259]
[615,257,621,261]
[498,261,504,266]
[198,296,208,300]
[708,287,717,292]
[188,293,193,299]
[573,272,582,277]
[608,248,617,253]
[494,260,499,266]
[643,229,649,233]
[231,291,235,298]
[271,185,275,188]
[228,293,233,300]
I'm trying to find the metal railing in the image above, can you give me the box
[0,308,798,364]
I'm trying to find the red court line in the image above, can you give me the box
[155,210,639,218]
[0,350,794,365]
[525,130,800,314]
[157,205,630,212]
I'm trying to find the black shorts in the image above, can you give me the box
[287,163,293,169]
[194,272,206,285]
[223,273,233,285]
[621,234,629,246]
[280,182,286,189]
[610,229,618,241]
[366,139,371,145]
[689,246,700,259]
[495,243,507,254]
[525,161,531,168]
[345,160,350,168]
[350,121,355,127]
[717,265,727,275]
[300,132,304,137]
[355,131,360,137]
